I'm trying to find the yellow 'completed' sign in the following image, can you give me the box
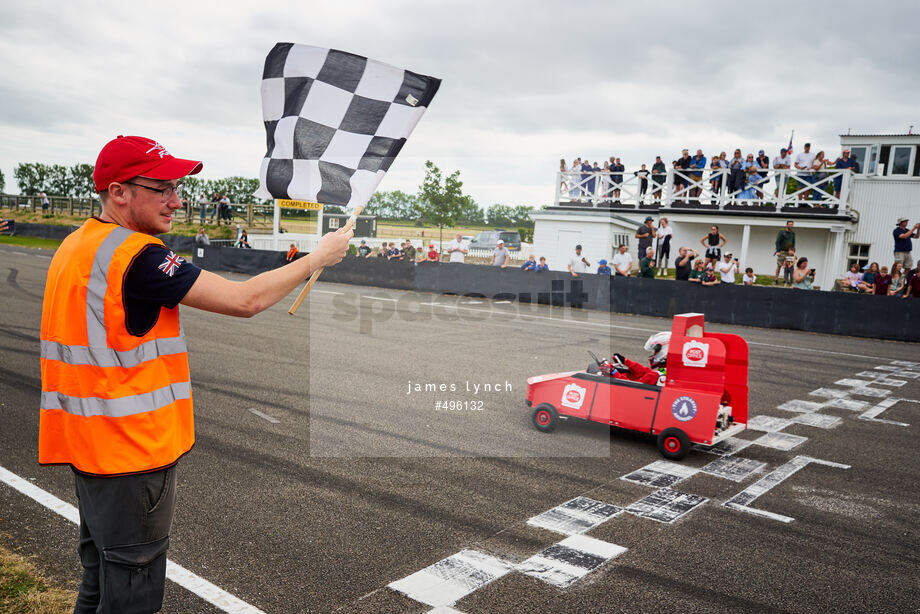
[276,199,323,210]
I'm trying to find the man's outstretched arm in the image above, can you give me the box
[181,227,352,317]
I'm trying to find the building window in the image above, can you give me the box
[847,243,870,270]
[328,217,340,229]
[613,233,629,248]
[889,146,914,176]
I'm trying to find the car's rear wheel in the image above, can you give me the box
[657,428,690,460]
[532,404,558,433]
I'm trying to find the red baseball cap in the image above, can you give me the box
[93,135,203,192]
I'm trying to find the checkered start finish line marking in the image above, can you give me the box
[255,43,441,206]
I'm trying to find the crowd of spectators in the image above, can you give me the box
[560,141,858,207]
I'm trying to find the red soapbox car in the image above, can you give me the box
[524,313,748,459]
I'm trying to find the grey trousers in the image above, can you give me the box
[73,465,177,614]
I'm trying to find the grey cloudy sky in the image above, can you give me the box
[1,0,917,208]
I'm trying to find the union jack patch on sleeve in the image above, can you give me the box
[158,251,184,277]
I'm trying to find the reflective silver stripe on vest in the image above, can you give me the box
[41,381,191,418]
[85,226,134,347]
[40,336,188,368]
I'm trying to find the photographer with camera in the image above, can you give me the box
[718,252,740,284]
[792,257,816,290]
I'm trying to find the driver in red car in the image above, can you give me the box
[599,332,669,386]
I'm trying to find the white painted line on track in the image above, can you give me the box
[35,254,52,259]
[700,456,766,482]
[0,464,265,614]
[247,408,280,424]
[388,549,512,608]
[311,289,344,295]
[858,397,914,427]
[625,488,708,523]
[362,295,397,301]
[12,251,30,256]
[428,607,466,614]
[723,455,850,523]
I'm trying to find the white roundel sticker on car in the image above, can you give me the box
[561,383,586,409]
[671,395,698,421]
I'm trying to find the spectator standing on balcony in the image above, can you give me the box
[773,220,796,283]
[709,156,722,203]
[700,225,726,268]
[521,255,537,271]
[634,164,649,204]
[612,157,625,203]
[596,259,611,275]
[195,228,210,246]
[656,217,672,276]
[755,150,770,192]
[674,247,697,281]
[811,152,830,202]
[739,166,759,200]
[536,256,549,272]
[569,158,581,197]
[639,248,656,278]
[601,160,612,200]
[792,257,815,290]
[635,216,656,261]
[560,159,569,195]
[690,150,706,202]
[446,231,468,263]
[358,240,372,258]
[718,253,739,284]
[893,217,918,269]
[612,244,632,276]
[490,239,510,268]
[728,149,745,196]
[568,244,590,277]
[831,149,857,199]
[773,148,792,197]
[581,159,593,199]
[794,143,816,201]
[675,149,692,203]
[651,156,666,202]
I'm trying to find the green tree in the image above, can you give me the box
[456,195,485,224]
[46,164,74,196]
[511,205,536,227]
[365,189,419,220]
[0,168,5,193]
[14,162,51,194]
[69,163,96,198]
[417,160,466,247]
[486,203,514,226]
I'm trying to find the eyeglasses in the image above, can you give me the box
[125,181,184,203]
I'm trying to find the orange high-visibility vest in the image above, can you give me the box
[39,218,194,476]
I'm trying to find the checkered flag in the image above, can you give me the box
[255,43,441,206]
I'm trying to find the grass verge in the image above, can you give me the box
[0,236,62,249]
[0,544,75,614]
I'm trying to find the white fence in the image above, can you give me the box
[557,167,853,212]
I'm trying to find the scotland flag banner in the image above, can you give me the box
[255,43,441,206]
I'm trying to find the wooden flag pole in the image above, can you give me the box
[288,205,364,315]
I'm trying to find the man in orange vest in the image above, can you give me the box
[39,135,352,613]
[286,242,299,262]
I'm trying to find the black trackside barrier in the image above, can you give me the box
[191,246,920,342]
[15,222,208,255]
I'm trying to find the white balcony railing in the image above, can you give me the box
[556,167,853,213]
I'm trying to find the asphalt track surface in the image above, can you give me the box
[1,243,919,613]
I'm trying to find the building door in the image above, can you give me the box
[556,230,582,271]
